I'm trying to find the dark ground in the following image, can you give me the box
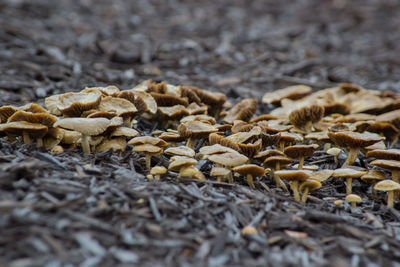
[1,0,400,266]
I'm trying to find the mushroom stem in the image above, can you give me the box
[186,138,195,150]
[155,174,160,180]
[387,191,394,209]
[304,121,313,133]
[36,138,43,148]
[278,141,285,151]
[351,202,357,208]
[81,134,91,154]
[145,153,151,170]
[346,177,353,195]
[301,187,310,203]
[343,147,359,167]
[324,143,331,151]
[298,157,305,170]
[22,131,31,144]
[290,181,300,201]
[227,170,234,184]
[393,170,400,199]
[246,174,255,189]
[371,181,377,196]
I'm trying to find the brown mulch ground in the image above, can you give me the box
[1,0,400,266]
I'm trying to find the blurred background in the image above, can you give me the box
[1,0,399,105]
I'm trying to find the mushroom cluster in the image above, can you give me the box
[1,82,400,208]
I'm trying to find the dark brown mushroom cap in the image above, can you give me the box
[158,105,189,120]
[260,132,282,147]
[0,121,48,138]
[208,133,240,151]
[208,152,249,167]
[284,144,319,159]
[263,156,292,168]
[323,102,350,116]
[132,91,158,114]
[366,149,400,161]
[370,159,400,171]
[8,111,58,128]
[275,170,312,182]
[289,104,325,129]
[0,105,19,123]
[178,121,218,139]
[98,96,138,117]
[238,139,262,158]
[165,146,196,157]
[328,131,385,148]
[54,117,110,136]
[339,83,362,93]
[262,85,312,105]
[56,91,102,117]
[150,92,189,107]
[180,86,202,104]
[233,164,266,178]
[128,136,168,147]
[299,179,322,192]
[223,98,257,124]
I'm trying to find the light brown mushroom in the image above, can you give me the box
[262,85,312,105]
[232,164,267,189]
[222,98,257,124]
[374,180,400,208]
[370,160,400,184]
[263,156,292,190]
[289,104,325,133]
[275,170,312,201]
[210,167,231,183]
[178,120,218,149]
[332,168,367,195]
[56,91,102,117]
[0,121,48,146]
[299,179,321,203]
[128,136,168,170]
[345,194,362,207]
[361,170,386,196]
[150,166,167,180]
[327,147,341,164]
[95,137,127,155]
[208,152,248,184]
[284,144,319,169]
[165,146,196,158]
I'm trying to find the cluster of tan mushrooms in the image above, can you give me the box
[0,81,399,208]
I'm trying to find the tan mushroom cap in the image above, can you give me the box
[165,146,195,157]
[255,149,285,161]
[262,85,312,105]
[263,156,292,168]
[43,127,65,149]
[361,170,386,182]
[332,168,367,178]
[190,86,227,106]
[0,121,48,137]
[299,179,322,192]
[223,98,257,124]
[327,147,341,156]
[376,109,400,126]
[225,126,261,144]
[87,111,118,119]
[374,180,400,191]
[250,114,279,123]
[56,91,102,116]
[261,124,292,134]
[365,141,386,150]
[186,102,208,115]
[150,166,167,175]
[178,121,218,139]
[45,95,62,116]
[159,132,186,143]
[309,169,334,182]
[82,85,120,96]
[132,91,158,114]
[370,159,400,170]
[128,136,168,147]
[133,144,162,154]
[8,110,58,128]
[180,114,217,125]
[345,194,362,203]
[328,131,385,148]
[95,137,127,153]
[275,170,312,182]
[305,131,330,142]
[54,117,110,136]
[179,166,205,180]
[208,152,249,167]
[110,127,139,138]
[238,139,262,157]
[233,164,266,177]
[199,144,237,157]
[366,149,400,161]
[19,103,48,114]
[334,113,376,123]
[0,105,20,123]
[98,96,138,117]
[61,129,81,144]
[158,105,189,120]
[284,144,319,159]
[210,167,231,177]
[168,157,198,171]
[280,132,304,143]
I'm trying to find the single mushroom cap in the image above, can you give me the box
[225,126,261,144]
[345,194,362,205]
[131,91,158,114]
[128,136,168,147]
[54,118,110,136]
[275,170,312,182]
[327,147,341,157]
[0,121,48,140]
[233,164,267,178]
[238,139,262,158]
[309,169,334,182]
[222,98,257,124]
[374,180,400,191]
[332,168,367,178]
[150,92,188,107]
[289,104,325,132]
[370,160,400,172]
[263,156,292,169]
[361,169,386,182]
[299,179,322,192]
[0,105,20,123]
[262,85,312,105]
[98,96,138,117]
[328,131,385,148]
[186,102,208,115]
[110,126,139,138]
[179,166,205,180]
[150,166,167,176]
[7,110,58,128]
[165,146,196,157]
[199,144,237,158]
[208,152,249,167]
[133,144,162,154]
[56,91,102,117]
[178,121,218,139]
[210,167,231,177]
[159,132,186,143]
[284,144,319,159]
[168,157,198,172]
[180,115,217,125]
[95,137,127,153]
[366,149,400,161]
[254,149,285,161]
[158,105,189,120]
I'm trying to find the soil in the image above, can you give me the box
[1,0,400,266]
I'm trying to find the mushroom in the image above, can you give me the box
[275,170,312,201]
[55,91,102,117]
[284,144,319,169]
[208,152,249,184]
[110,126,139,139]
[198,144,237,159]
[95,137,127,155]
[98,96,138,127]
[178,121,218,149]
[345,194,362,207]
[232,164,267,189]
[263,156,292,190]
[150,166,167,180]
[288,104,325,133]
[332,168,367,195]
[361,170,386,196]
[210,167,231,182]
[241,225,258,235]
[370,160,400,184]
[222,98,257,124]
[374,180,400,208]
[299,179,321,203]
[158,105,189,128]
[262,85,312,105]
[366,149,400,161]
[277,132,303,151]
[54,117,110,154]
[0,121,48,146]
[328,131,384,166]
[327,147,341,164]
[128,136,169,170]
[165,146,196,158]
[168,157,198,179]
[179,166,205,180]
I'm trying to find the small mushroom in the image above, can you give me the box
[327,147,341,164]
[345,194,362,207]
[178,120,218,149]
[168,157,198,179]
[95,137,127,155]
[299,179,321,203]
[165,146,196,158]
[263,156,292,190]
[150,166,167,180]
[332,168,367,195]
[128,136,169,170]
[222,98,257,124]
[366,149,400,161]
[370,160,400,184]
[232,164,267,189]
[289,104,325,133]
[54,117,110,154]
[241,225,258,235]
[284,144,319,169]
[262,85,312,105]
[374,180,400,208]
[210,167,231,182]
[208,152,249,184]
[275,170,312,201]
[55,91,102,117]
[0,121,48,146]
[361,170,386,196]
